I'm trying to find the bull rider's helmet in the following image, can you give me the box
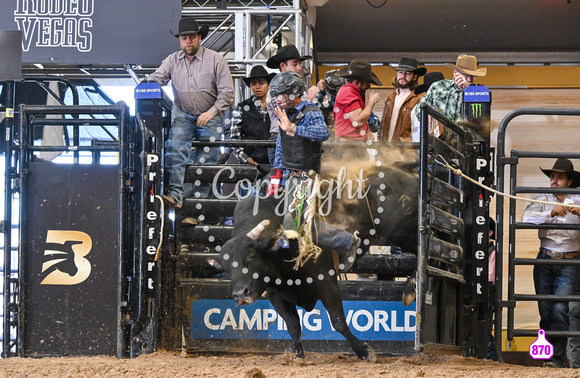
[269,71,306,110]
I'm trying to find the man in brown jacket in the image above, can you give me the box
[379,57,426,142]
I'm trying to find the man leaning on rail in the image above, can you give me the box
[149,17,234,211]
[521,158,580,368]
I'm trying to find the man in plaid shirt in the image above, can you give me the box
[414,54,486,140]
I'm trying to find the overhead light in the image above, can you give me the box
[79,68,91,75]
[34,63,44,69]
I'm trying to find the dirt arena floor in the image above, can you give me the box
[0,351,578,377]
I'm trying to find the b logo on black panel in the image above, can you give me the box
[40,230,92,285]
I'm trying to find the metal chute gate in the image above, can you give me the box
[494,108,580,362]
[414,101,494,357]
[155,100,493,356]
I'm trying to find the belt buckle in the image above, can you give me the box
[542,248,561,259]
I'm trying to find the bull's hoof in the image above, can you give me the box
[365,348,377,362]
[356,343,377,362]
[293,348,305,360]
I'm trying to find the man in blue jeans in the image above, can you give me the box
[149,17,234,212]
[522,158,580,367]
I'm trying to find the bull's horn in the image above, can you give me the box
[247,220,270,240]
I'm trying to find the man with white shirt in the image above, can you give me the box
[522,158,580,368]
[379,57,426,142]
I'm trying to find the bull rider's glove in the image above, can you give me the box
[266,168,283,196]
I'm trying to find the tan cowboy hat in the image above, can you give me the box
[335,59,383,86]
[540,158,580,188]
[444,54,487,77]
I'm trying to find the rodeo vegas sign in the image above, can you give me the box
[6,0,180,65]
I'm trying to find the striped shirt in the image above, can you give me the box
[149,47,234,117]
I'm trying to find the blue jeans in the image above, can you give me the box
[165,109,223,204]
[569,300,580,368]
[534,252,579,367]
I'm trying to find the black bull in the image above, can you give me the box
[217,163,419,359]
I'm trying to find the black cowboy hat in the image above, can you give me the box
[390,57,427,76]
[335,59,383,86]
[266,45,312,69]
[540,158,580,188]
[242,65,276,86]
[415,71,445,94]
[171,17,209,39]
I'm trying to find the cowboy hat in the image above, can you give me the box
[444,54,487,77]
[171,17,209,39]
[390,57,426,76]
[540,158,580,188]
[415,71,445,94]
[242,65,276,86]
[266,45,312,69]
[335,59,383,86]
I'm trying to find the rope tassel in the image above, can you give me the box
[292,174,323,270]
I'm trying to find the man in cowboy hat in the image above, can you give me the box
[414,54,486,140]
[265,45,330,135]
[522,158,580,368]
[379,57,426,142]
[333,59,382,141]
[149,17,234,210]
[229,65,276,167]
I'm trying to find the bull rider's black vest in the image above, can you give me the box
[280,106,323,172]
[238,97,271,165]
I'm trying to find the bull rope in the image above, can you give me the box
[292,174,323,270]
[435,155,580,209]
[154,195,165,262]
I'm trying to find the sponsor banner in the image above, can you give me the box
[2,0,181,65]
[191,299,416,341]
[463,85,491,103]
[23,163,120,356]
[473,157,490,302]
[135,82,163,99]
[144,151,161,296]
